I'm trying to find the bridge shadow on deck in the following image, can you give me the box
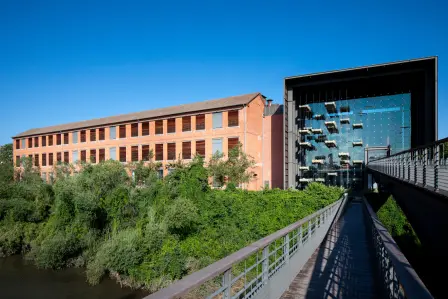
[281,200,379,299]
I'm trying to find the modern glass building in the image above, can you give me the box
[284,57,437,189]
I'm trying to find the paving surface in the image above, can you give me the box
[281,200,379,299]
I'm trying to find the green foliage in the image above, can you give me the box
[0,150,344,292]
[207,144,255,187]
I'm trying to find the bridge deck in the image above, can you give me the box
[281,200,379,299]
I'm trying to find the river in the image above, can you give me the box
[0,256,149,299]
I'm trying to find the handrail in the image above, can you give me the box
[362,198,433,299]
[145,195,347,299]
[369,137,448,161]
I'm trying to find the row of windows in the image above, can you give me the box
[15,111,239,150]
[16,137,240,167]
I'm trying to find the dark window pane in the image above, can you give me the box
[119,125,126,138]
[80,130,86,142]
[64,152,69,163]
[131,146,139,161]
[155,144,163,161]
[15,140,20,149]
[64,133,69,144]
[90,129,96,142]
[142,122,150,136]
[81,150,86,162]
[167,143,176,160]
[99,128,105,140]
[57,134,62,145]
[119,147,127,162]
[42,153,47,166]
[99,149,105,162]
[155,120,163,135]
[57,152,62,162]
[182,116,191,132]
[131,123,138,137]
[42,136,46,147]
[182,142,191,159]
[49,153,54,166]
[48,135,53,146]
[196,140,205,157]
[34,154,39,166]
[34,137,39,147]
[142,145,150,161]
[90,149,96,163]
[196,114,205,130]
[228,137,239,152]
[15,156,20,166]
[28,138,32,148]
[228,110,239,127]
[167,119,175,133]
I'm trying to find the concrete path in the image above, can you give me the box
[281,200,379,299]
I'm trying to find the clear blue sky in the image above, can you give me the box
[1,0,447,145]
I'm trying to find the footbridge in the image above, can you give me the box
[145,194,433,299]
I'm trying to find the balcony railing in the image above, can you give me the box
[367,138,448,196]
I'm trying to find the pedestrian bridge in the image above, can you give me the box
[145,193,433,299]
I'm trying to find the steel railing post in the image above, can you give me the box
[414,150,418,183]
[262,246,269,285]
[284,234,290,265]
[435,144,439,191]
[222,269,232,298]
[423,148,427,187]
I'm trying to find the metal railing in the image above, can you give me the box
[367,138,448,195]
[363,198,433,299]
[145,194,348,299]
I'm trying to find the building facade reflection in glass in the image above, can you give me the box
[298,93,411,189]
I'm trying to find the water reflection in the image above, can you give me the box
[0,256,148,299]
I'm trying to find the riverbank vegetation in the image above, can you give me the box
[0,144,343,291]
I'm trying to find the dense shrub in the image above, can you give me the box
[0,152,344,291]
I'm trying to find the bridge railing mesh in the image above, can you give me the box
[367,138,448,196]
[144,194,347,299]
[363,198,433,299]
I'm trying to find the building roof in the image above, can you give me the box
[13,92,262,138]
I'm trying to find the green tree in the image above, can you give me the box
[207,143,255,188]
[0,144,13,183]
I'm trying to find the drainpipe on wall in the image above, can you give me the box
[262,106,264,189]
[244,104,247,189]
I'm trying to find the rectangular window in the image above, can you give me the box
[90,129,96,142]
[73,132,78,144]
[119,125,126,138]
[42,153,47,166]
[49,153,54,166]
[155,144,163,161]
[98,128,105,141]
[99,149,105,162]
[119,147,127,162]
[42,136,46,147]
[228,137,239,152]
[212,138,223,154]
[64,152,69,163]
[90,149,96,163]
[49,172,54,183]
[196,114,205,130]
[15,156,20,166]
[80,150,86,162]
[63,133,69,145]
[131,146,139,161]
[142,122,149,136]
[109,147,116,160]
[15,140,20,150]
[48,135,53,146]
[131,123,139,137]
[80,130,86,142]
[167,143,176,160]
[212,112,223,129]
[110,127,116,140]
[72,150,78,163]
[196,140,205,157]
[158,169,164,179]
[21,139,26,149]
[182,116,191,132]
[228,110,239,127]
[155,120,163,135]
[57,152,62,162]
[34,137,39,147]
[182,141,191,159]
[34,154,39,166]
[57,134,62,145]
[28,138,33,148]
[142,145,150,161]
[167,118,176,133]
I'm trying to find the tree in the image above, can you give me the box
[0,144,14,183]
[207,143,255,188]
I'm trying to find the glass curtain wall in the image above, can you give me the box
[298,93,411,189]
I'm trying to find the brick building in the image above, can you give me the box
[12,92,283,190]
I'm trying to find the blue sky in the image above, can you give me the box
[1,0,447,145]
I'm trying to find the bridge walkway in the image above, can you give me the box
[281,199,379,299]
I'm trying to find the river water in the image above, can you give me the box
[0,256,149,299]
